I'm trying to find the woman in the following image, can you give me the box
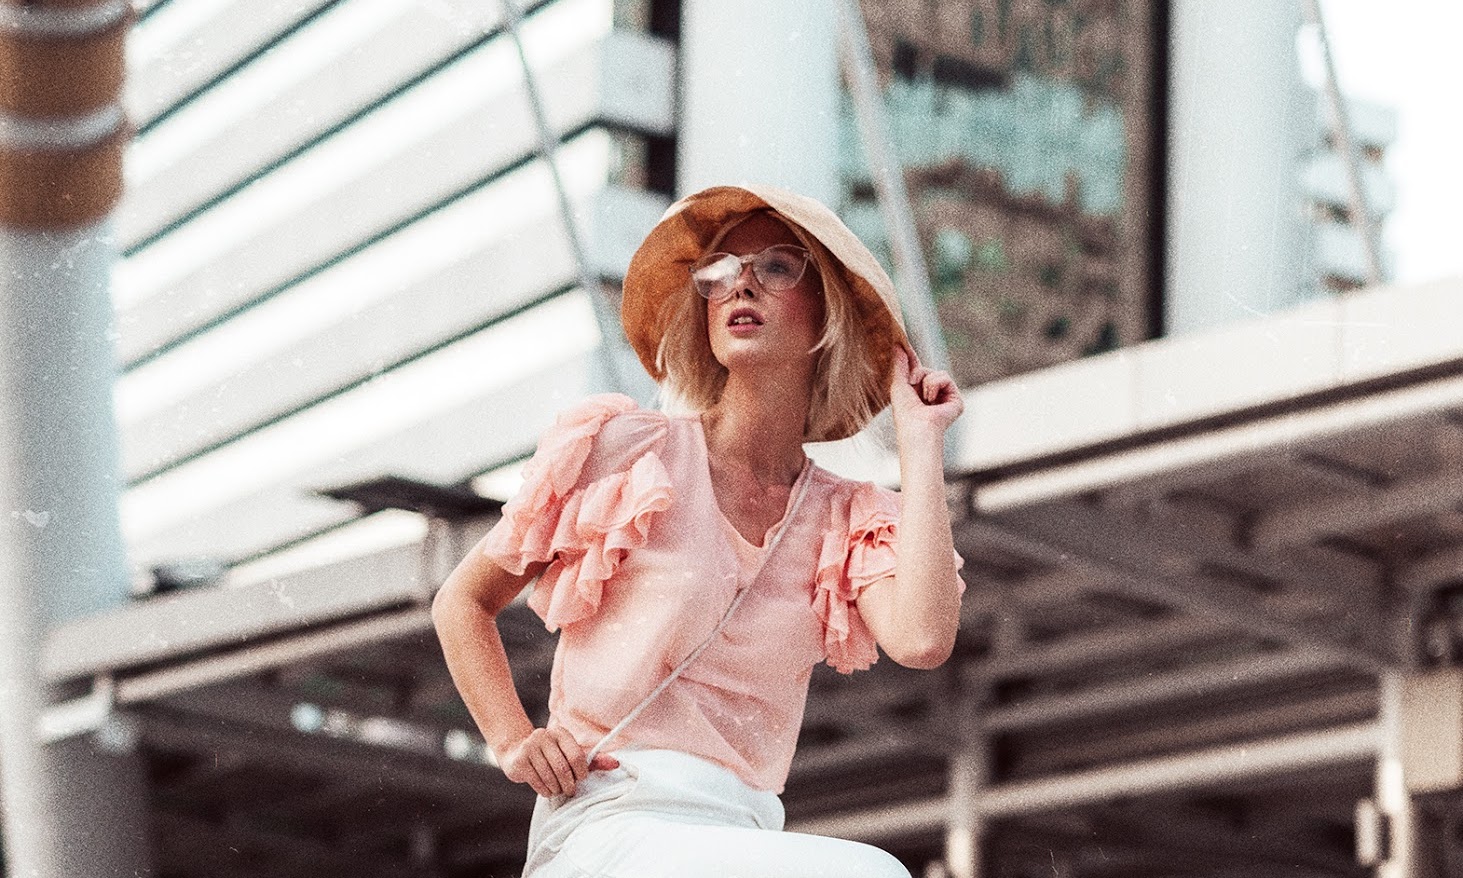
[433,185,965,877]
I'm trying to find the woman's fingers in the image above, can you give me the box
[551,727,591,783]
[889,343,963,432]
[920,370,956,404]
[502,728,614,799]
[538,737,578,795]
[524,746,559,797]
[905,365,958,406]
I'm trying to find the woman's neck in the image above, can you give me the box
[701,371,812,485]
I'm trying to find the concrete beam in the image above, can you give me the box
[789,722,1378,841]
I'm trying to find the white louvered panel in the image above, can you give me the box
[116,180,670,481]
[125,0,328,128]
[113,32,665,365]
[119,1,515,245]
[122,301,602,566]
[115,164,573,479]
[115,39,537,349]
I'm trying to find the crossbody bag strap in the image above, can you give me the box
[585,461,814,763]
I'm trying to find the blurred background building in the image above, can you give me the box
[3,0,1461,876]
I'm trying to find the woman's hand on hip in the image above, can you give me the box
[891,344,963,437]
[500,727,620,798]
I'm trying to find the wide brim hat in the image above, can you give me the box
[622,184,908,442]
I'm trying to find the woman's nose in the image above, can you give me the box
[733,262,758,298]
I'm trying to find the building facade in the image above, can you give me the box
[20,1,1450,876]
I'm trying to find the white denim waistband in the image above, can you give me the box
[523,749,784,877]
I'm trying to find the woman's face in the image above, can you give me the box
[704,214,826,375]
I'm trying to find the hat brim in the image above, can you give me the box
[622,185,908,442]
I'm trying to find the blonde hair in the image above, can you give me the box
[654,210,883,441]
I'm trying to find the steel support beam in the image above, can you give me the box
[835,0,948,375]
[969,513,1386,669]
[1252,468,1463,554]
[40,607,436,743]
[1301,0,1384,287]
[970,616,1229,682]
[980,649,1351,733]
[498,0,650,402]
[138,705,514,807]
[968,372,1463,514]
[789,722,1378,841]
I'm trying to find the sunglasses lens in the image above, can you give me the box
[753,246,809,290]
[689,246,811,299]
[690,253,740,300]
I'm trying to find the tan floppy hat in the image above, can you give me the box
[622,184,909,441]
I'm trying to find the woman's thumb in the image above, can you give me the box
[590,753,620,771]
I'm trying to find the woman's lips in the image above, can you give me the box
[726,307,764,336]
[727,307,763,327]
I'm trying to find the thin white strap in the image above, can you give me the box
[586,461,814,763]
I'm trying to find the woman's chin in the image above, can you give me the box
[715,346,814,379]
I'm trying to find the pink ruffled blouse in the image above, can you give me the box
[482,394,964,792]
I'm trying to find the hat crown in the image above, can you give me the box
[622,185,908,442]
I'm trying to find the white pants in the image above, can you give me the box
[523,749,912,878]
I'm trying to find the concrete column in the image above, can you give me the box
[678,0,841,203]
[1164,0,1312,335]
[945,738,988,878]
[1375,672,1418,877]
[0,1,151,874]
[1382,669,1463,877]
[0,226,153,878]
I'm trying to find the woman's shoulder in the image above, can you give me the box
[806,465,900,510]
[551,394,672,481]
[573,392,670,439]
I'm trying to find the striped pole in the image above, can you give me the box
[0,2,150,874]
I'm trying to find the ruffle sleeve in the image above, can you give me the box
[813,482,966,674]
[481,394,672,632]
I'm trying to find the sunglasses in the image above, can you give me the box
[689,245,813,301]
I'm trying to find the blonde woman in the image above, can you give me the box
[433,185,965,877]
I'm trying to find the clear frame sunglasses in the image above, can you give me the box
[689,245,813,302]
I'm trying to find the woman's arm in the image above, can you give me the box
[855,347,964,669]
[432,539,615,797]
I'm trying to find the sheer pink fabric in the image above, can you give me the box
[482,394,964,792]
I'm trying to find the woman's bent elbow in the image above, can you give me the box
[430,585,453,630]
[889,636,954,670]
[431,582,478,631]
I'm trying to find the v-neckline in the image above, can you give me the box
[693,417,812,551]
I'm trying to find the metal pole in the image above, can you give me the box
[0,218,156,878]
[498,0,648,401]
[1374,672,1416,877]
[945,693,987,878]
[835,0,949,375]
[0,2,151,874]
[1302,0,1384,287]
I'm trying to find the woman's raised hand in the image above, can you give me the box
[499,726,620,798]
[890,344,964,437]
